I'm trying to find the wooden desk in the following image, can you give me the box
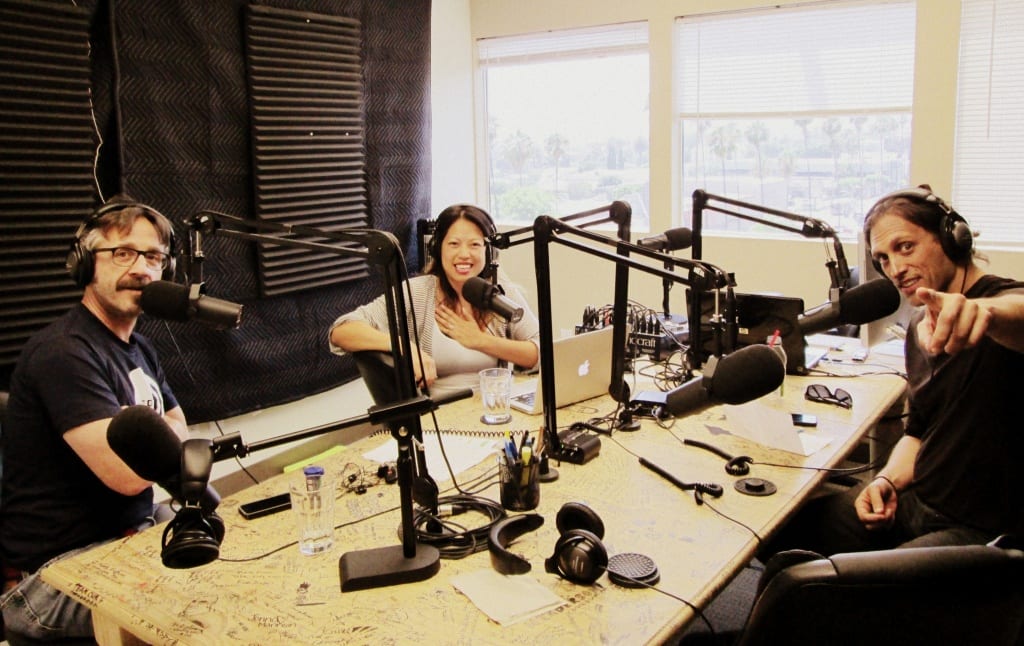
[42,368,905,645]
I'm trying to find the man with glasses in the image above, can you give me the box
[1,197,188,644]
[766,185,1024,558]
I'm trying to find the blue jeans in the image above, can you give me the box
[1,505,170,645]
[1,541,102,645]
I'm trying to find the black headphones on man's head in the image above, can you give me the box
[870,186,973,271]
[67,199,178,288]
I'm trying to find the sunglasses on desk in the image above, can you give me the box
[804,384,853,409]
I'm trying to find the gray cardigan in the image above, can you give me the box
[328,274,541,370]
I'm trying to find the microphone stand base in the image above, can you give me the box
[339,543,441,592]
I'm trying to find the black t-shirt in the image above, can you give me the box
[1,304,179,572]
[905,275,1024,537]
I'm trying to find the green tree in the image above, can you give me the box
[545,133,569,210]
[502,130,535,187]
[745,121,769,202]
[709,123,739,194]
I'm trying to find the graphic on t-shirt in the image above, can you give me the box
[129,367,165,414]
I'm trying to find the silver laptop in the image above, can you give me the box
[510,326,616,415]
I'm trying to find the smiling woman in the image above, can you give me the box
[328,204,541,399]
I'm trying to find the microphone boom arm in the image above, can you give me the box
[497,204,731,465]
[191,210,443,590]
[691,189,851,292]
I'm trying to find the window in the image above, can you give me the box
[677,2,916,239]
[478,22,650,230]
[954,0,1024,246]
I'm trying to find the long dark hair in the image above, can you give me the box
[425,204,497,327]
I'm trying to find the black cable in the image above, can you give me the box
[160,319,260,485]
[409,494,506,559]
[605,568,717,637]
[606,435,762,545]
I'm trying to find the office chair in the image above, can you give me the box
[737,539,1024,646]
[351,351,400,405]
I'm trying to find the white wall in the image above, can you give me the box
[196,0,1024,472]
[429,0,1024,332]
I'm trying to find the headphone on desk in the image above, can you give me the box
[544,502,610,584]
[428,204,499,280]
[488,502,660,587]
[67,199,178,288]
[160,440,225,569]
[868,186,973,272]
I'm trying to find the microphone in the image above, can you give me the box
[664,344,785,417]
[797,278,901,337]
[107,405,220,513]
[140,281,242,330]
[463,276,524,323]
[800,218,836,238]
[637,227,693,251]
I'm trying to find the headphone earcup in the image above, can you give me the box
[545,528,608,584]
[67,200,177,285]
[161,507,222,569]
[163,245,177,281]
[555,501,605,539]
[940,214,973,263]
[66,241,93,288]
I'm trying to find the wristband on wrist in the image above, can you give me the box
[874,475,898,493]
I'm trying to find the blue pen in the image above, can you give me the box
[505,439,519,462]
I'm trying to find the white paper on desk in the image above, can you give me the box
[725,401,832,456]
[361,432,501,483]
[451,569,567,625]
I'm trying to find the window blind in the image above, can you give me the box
[478,22,648,66]
[954,0,1024,246]
[676,1,915,117]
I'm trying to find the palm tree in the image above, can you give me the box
[503,130,535,188]
[545,133,568,209]
[746,121,769,203]
[709,124,739,195]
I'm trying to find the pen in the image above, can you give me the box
[769,328,784,396]
[504,439,519,462]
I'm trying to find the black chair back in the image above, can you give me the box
[739,541,1024,646]
[351,351,399,406]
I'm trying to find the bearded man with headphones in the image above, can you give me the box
[0,196,189,644]
[329,204,540,398]
[764,185,1024,559]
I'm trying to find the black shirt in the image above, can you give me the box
[905,275,1024,537]
[1,304,178,572]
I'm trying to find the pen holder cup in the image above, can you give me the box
[498,453,541,512]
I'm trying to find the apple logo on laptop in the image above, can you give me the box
[577,359,590,377]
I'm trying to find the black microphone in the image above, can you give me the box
[107,405,220,513]
[140,281,242,330]
[797,278,901,337]
[800,218,836,238]
[664,344,785,417]
[637,227,693,251]
[463,276,524,322]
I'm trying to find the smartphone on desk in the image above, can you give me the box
[792,413,818,428]
[238,493,291,519]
